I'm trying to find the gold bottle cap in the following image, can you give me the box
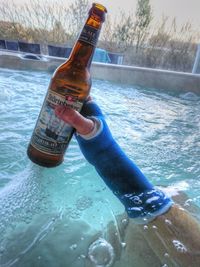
[89,3,107,22]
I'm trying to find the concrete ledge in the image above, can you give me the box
[0,52,62,72]
[92,63,200,94]
[1,50,200,94]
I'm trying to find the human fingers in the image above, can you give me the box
[55,106,94,135]
[86,95,92,101]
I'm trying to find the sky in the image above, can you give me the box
[3,0,200,30]
[99,0,200,30]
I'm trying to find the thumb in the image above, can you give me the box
[55,106,94,135]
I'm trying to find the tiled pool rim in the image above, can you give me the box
[1,50,200,94]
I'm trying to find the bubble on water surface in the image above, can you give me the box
[88,238,115,267]
[121,218,128,225]
[172,240,187,253]
[143,225,148,230]
[65,206,82,220]
[75,196,93,211]
[69,243,77,250]
[165,219,172,226]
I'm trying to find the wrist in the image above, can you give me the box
[78,117,102,140]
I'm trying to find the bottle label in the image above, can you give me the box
[30,90,83,155]
[78,25,100,46]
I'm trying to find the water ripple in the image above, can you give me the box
[0,68,200,266]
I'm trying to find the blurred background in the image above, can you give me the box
[1,0,200,72]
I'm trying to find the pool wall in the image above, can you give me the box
[1,50,200,94]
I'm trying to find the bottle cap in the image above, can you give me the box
[89,3,107,22]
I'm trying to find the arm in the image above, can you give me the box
[56,100,200,266]
[56,100,172,223]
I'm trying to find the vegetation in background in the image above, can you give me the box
[134,0,153,51]
[0,0,199,72]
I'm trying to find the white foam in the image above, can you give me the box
[157,181,190,197]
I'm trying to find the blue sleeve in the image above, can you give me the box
[76,101,173,223]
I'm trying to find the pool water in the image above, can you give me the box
[0,68,200,267]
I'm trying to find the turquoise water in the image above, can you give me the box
[0,67,200,267]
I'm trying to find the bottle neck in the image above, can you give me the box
[68,15,104,69]
[68,41,95,69]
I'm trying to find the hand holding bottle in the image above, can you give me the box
[55,101,95,136]
[27,3,107,167]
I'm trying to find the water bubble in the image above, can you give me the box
[145,196,160,204]
[121,242,126,248]
[131,196,142,205]
[165,219,172,225]
[80,254,86,259]
[172,240,187,253]
[121,218,127,225]
[70,244,77,250]
[88,238,115,267]
[75,196,93,211]
[184,199,193,207]
[66,206,81,220]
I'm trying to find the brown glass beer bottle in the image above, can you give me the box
[27,3,107,167]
